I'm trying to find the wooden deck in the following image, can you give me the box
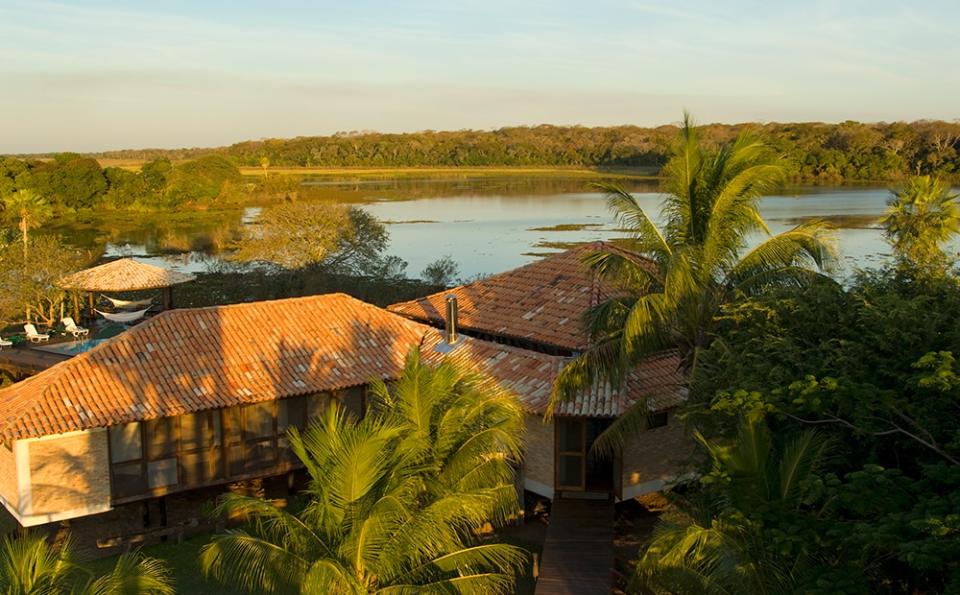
[535,498,615,595]
[0,345,71,376]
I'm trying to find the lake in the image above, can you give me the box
[48,176,904,280]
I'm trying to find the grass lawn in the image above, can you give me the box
[86,534,234,595]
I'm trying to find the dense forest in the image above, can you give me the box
[0,153,244,211]
[2,120,959,213]
[78,120,960,181]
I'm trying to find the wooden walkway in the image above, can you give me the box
[535,498,615,595]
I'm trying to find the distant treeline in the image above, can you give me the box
[85,120,960,181]
[0,153,244,211]
[4,121,960,213]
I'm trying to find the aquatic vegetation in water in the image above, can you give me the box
[526,223,605,232]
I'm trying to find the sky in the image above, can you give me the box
[1,0,958,153]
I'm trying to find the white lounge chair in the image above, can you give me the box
[62,317,89,338]
[0,337,11,350]
[24,324,49,343]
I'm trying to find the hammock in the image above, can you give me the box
[102,295,156,310]
[95,308,150,324]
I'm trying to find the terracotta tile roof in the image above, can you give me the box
[388,243,650,351]
[0,294,425,441]
[58,258,196,292]
[421,334,684,418]
[0,294,684,442]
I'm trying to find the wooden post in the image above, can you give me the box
[87,293,94,319]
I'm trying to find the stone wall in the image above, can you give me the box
[522,413,554,498]
[620,411,693,499]
[26,429,111,522]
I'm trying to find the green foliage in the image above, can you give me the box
[200,349,527,594]
[232,202,407,277]
[0,531,173,595]
[87,120,960,180]
[0,235,88,326]
[28,154,107,209]
[881,175,960,272]
[161,156,242,206]
[420,255,460,286]
[633,414,848,594]
[0,154,242,213]
[678,267,960,592]
[550,113,835,444]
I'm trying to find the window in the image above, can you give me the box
[278,396,307,433]
[181,411,221,451]
[340,387,365,418]
[224,402,281,476]
[147,458,178,489]
[179,411,223,484]
[145,417,178,459]
[245,402,275,439]
[111,461,146,499]
[109,422,142,463]
[647,412,668,429]
[279,396,308,461]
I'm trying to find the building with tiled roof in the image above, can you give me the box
[0,251,689,531]
[389,242,653,354]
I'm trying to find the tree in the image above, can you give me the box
[421,255,460,287]
[0,531,173,595]
[29,154,107,209]
[0,235,88,326]
[162,155,241,206]
[232,201,350,269]
[3,189,53,259]
[687,269,960,592]
[200,349,526,594]
[632,414,839,594]
[232,202,407,277]
[550,113,835,442]
[881,175,960,271]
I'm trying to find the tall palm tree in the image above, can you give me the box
[200,349,527,594]
[631,415,831,594]
[3,189,53,260]
[0,531,173,595]
[880,175,960,270]
[550,113,835,427]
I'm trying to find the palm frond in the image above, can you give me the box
[199,531,309,593]
[82,553,174,595]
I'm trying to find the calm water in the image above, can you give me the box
[50,177,910,280]
[361,184,897,278]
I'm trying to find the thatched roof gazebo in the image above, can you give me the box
[59,258,196,317]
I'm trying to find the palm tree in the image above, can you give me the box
[367,348,524,508]
[0,531,173,595]
[550,113,835,433]
[3,189,53,260]
[200,349,527,594]
[880,175,960,270]
[631,415,831,594]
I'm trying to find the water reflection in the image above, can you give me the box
[44,178,928,279]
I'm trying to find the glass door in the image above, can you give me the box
[556,418,586,490]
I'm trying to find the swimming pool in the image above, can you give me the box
[35,338,110,356]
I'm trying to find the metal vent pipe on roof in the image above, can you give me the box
[445,294,459,344]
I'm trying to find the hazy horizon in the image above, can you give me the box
[3,0,958,154]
